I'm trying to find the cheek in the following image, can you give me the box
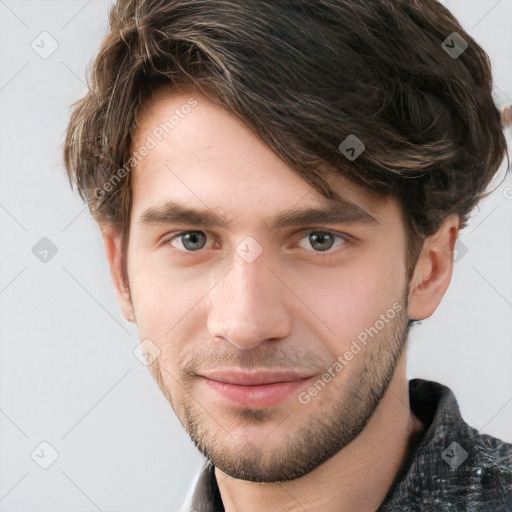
[129,267,207,377]
[128,253,206,339]
[303,254,405,343]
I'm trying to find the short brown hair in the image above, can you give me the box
[63,0,508,279]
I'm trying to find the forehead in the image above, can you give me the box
[130,87,395,225]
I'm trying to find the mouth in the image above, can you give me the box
[197,368,314,408]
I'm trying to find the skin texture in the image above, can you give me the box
[102,88,460,512]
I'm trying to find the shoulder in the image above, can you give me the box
[379,379,512,511]
[462,424,512,508]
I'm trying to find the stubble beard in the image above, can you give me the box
[150,298,411,482]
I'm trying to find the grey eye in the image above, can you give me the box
[308,232,336,251]
[297,231,346,253]
[179,231,207,251]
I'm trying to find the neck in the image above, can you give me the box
[215,352,424,512]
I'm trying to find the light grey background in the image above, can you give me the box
[0,1,511,511]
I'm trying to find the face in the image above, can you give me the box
[123,88,413,482]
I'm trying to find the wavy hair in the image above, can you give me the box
[63,0,508,279]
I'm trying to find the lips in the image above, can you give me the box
[199,368,312,385]
[198,368,313,408]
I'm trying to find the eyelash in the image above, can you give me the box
[162,229,350,256]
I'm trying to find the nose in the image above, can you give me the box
[206,250,293,350]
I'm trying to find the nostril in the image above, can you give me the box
[224,335,245,350]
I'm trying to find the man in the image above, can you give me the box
[63,0,511,510]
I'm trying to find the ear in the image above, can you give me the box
[407,214,460,321]
[100,224,135,323]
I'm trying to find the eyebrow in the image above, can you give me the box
[138,198,379,230]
